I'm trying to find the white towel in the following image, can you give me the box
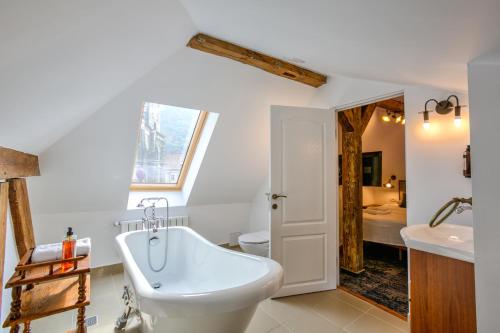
[31,238,91,263]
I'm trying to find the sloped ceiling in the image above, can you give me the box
[28,48,321,214]
[3,0,500,213]
[0,0,195,154]
[3,0,500,155]
[180,0,500,91]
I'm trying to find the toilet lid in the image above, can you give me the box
[239,231,269,244]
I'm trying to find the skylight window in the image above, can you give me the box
[130,102,207,191]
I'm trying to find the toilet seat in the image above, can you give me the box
[238,231,269,244]
[238,231,270,257]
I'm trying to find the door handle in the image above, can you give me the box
[272,194,287,200]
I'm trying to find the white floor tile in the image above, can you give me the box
[344,313,406,333]
[311,294,365,328]
[245,307,281,333]
[367,307,409,332]
[24,271,408,333]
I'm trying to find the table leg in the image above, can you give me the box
[76,306,86,333]
[9,286,22,333]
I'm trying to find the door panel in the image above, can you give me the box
[270,105,337,297]
[282,120,325,223]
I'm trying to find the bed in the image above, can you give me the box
[363,203,407,247]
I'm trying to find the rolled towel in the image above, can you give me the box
[31,238,92,263]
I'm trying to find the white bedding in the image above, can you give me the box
[363,203,407,247]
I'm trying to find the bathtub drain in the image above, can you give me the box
[152,282,161,289]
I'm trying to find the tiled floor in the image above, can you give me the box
[30,269,409,333]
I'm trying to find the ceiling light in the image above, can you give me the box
[395,115,402,123]
[382,115,390,122]
[401,118,406,125]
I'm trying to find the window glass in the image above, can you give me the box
[132,102,201,185]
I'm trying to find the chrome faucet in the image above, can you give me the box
[456,205,472,214]
[429,197,472,228]
[137,197,169,232]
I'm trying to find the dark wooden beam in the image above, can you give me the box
[0,147,40,179]
[0,182,9,311]
[8,178,35,258]
[376,98,404,113]
[187,33,327,88]
[338,105,375,273]
[360,104,377,134]
[338,112,354,132]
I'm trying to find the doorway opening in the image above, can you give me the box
[337,96,408,318]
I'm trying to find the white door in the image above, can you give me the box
[270,105,337,298]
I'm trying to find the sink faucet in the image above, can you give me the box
[456,205,472,214]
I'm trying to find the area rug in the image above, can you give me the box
[340,242,408,316]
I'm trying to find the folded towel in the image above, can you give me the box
[364,208,391,215]
[31,238,91,263]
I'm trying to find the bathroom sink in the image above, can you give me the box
[400,224,474,263]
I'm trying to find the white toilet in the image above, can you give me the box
[238,230,270,257]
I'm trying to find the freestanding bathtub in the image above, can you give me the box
[115,226,283,333]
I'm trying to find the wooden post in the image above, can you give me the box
[338,105,375,273]
[76,273,87,333]
[0,182,9,311]
[8,178,36,259]
[9,286,22,333]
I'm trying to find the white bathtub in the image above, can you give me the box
[115,226,283,333]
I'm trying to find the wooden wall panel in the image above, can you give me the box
[410,249,476,333]
[8,178,35,258]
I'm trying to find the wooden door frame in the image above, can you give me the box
[333,91,405,277]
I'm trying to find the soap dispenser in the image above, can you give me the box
[61,227,76,271]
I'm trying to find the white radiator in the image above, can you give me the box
[114,216,189,234]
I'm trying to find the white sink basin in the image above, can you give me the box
[400,224,474,263]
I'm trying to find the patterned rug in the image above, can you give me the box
[340,242,408,316]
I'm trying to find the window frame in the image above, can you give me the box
[130,106,208,192]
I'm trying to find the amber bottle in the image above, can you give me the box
[61,227,76,271]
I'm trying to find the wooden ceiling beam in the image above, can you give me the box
[187,33,327,88]
[0,147,40,179]
[360,104,377,134]
[376,98,404,113]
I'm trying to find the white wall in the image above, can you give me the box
[468,53,500,332]
[248,76,472,232]
[248,179,270,233]
[32,203,251,268]
[404,85,472,226]
[362,107,406,205]
[27,47,320,267]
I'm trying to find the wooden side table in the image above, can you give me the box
[2,249,91,333]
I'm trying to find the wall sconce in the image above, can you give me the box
[420,95,466,129]
[384,175,397,188]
